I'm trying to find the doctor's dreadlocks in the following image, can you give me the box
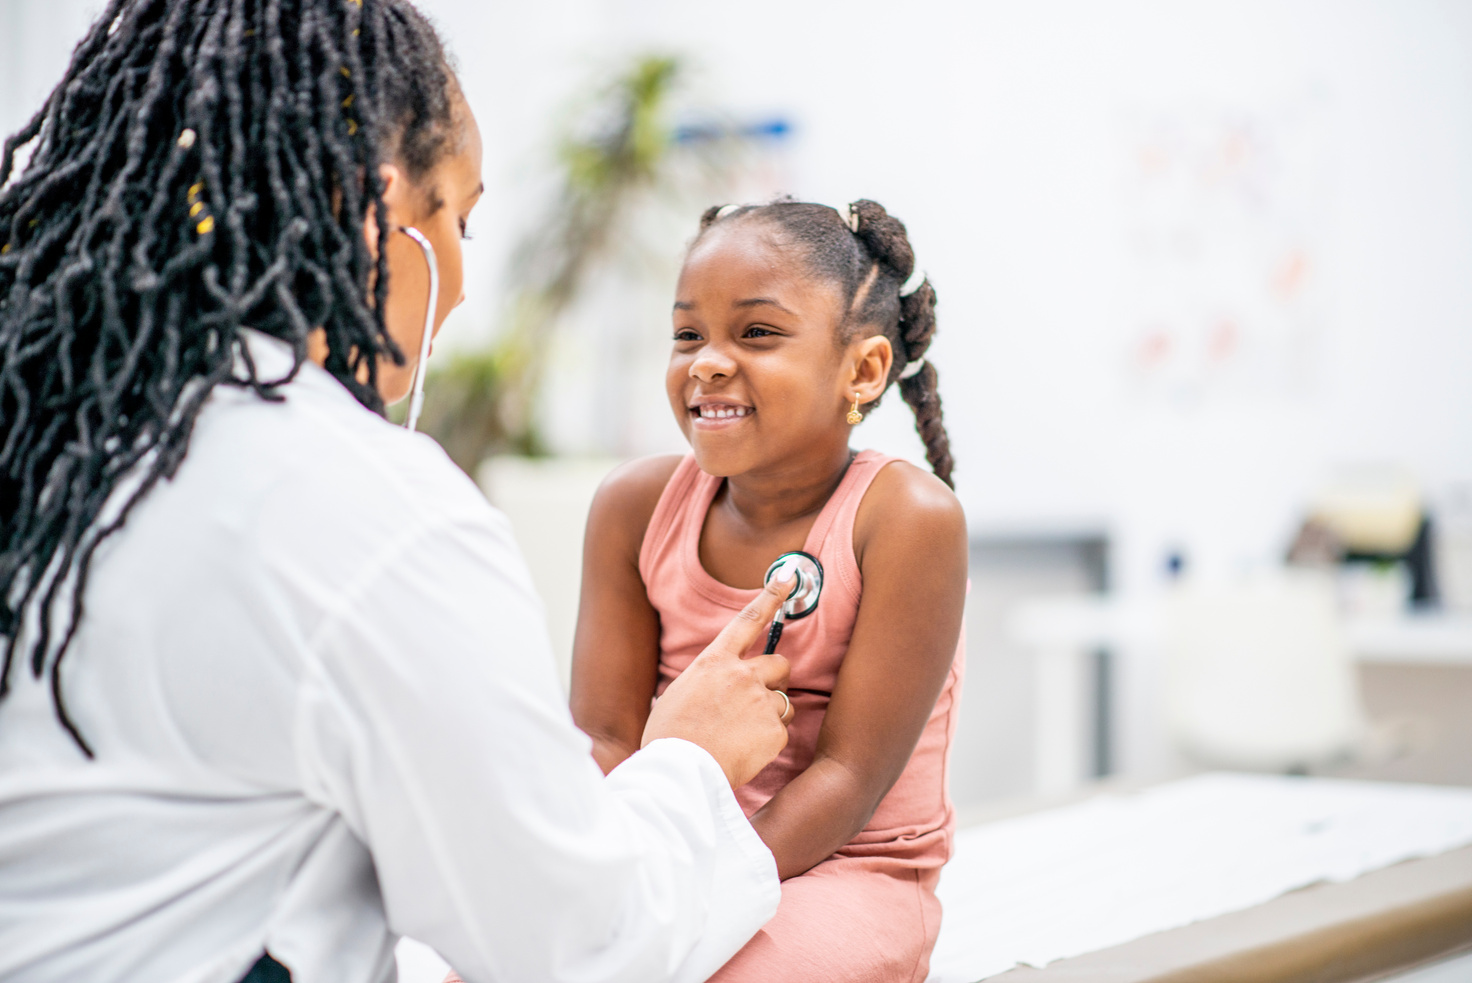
[696,199,955,488]
[0,0,458,754]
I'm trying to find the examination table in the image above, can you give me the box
[928,774,1472,983]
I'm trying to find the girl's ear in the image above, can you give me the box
[847,334,894,407]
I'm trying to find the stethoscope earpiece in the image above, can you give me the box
[761,550,824,654]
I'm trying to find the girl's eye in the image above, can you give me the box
[744,326,775,339]
[673,328,701,342]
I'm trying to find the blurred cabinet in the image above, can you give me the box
[1013,594,1472,794]
[953,531,1108,806]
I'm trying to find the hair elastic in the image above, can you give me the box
[715,203,741,220]
[836,202,859,233]
[898,358,927,381]
[899,268,927,297]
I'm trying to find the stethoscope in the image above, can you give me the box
[761,551,824,654]
[398,225,439,433]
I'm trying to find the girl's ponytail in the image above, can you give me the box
[849,201,955,489]
[895,285,953,489]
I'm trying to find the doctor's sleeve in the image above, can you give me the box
[290,508,780,983]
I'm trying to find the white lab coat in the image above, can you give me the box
[0,333,779,983]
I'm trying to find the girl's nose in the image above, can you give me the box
[690,345,736,382]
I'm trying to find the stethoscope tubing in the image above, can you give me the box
[763,612,787,655]
[398,225,439,432]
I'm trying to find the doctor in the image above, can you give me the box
[0,1,795,981]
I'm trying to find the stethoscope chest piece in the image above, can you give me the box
[761,550,824,655]
[764,550,824,621]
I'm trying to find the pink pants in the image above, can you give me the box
[710,859,941,983]
[443,860,940,983]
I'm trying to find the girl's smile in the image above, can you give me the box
[690,397,755,428]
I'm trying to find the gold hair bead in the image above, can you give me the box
[189,202,203,217]
[340,65,351,78]
[341,94,354,109]
[1,243,10,255]
[846,393,862,425]
[346,119,358,136]
[196,216,215,235]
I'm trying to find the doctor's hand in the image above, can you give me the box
[641,575,795,788]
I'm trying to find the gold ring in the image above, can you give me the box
[776,690,792,722]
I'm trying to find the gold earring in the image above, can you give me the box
[846,393,862,425]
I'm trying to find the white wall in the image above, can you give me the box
[0,0,105,143]
[418,0,1472,594]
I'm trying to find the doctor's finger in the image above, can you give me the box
[742,652,791,692]
[701,574,795,661]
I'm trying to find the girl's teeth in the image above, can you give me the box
[700,406,748,419]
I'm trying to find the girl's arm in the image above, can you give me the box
[747,461,968,880]
[569,456,682,775]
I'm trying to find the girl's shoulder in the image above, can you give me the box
[853,456,966,571]
[586,454,687,551]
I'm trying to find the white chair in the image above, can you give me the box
[1163,570,1364,772]
[476,456,622,691]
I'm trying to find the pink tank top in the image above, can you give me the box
[638,451,965,870]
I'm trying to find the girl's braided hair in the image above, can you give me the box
[696,198,954,488]
[0,0,459,754]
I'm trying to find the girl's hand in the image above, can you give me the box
[642,576,796,788]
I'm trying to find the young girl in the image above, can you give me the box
[571,199,969,982]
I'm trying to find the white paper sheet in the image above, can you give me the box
[928,774,1472,983]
